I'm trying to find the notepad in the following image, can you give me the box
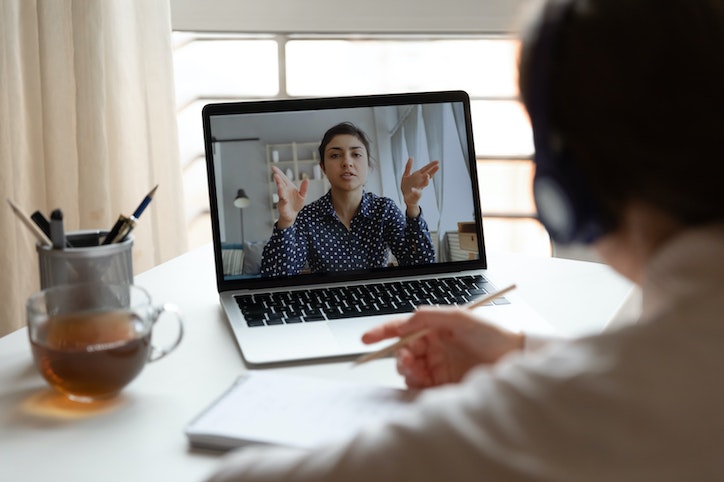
[185,372,418,451]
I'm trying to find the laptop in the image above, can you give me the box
[202,90,553,366]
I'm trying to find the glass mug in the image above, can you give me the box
[26,283,184,402]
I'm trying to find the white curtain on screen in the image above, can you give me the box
[0,0,188,336]
[385,102,476,262]
[390,106,438,209]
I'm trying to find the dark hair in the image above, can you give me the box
[318,122,374,168]
[518,0,724,228]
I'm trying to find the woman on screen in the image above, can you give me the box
[260,122,439,276]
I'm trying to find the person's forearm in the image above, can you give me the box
[276,216,296,230]
[259,225,304,277]
[405,204,421,218]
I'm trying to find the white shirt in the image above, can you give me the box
[205,224,724,482]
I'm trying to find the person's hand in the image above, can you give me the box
[271,166,309,229]
[400,158,440,217]
[362,306,524,389]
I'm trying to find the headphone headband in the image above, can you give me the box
[528,0,604,244]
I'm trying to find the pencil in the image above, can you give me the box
[7,199,52,247]
[131,184,159,219]
[353,283,517,366]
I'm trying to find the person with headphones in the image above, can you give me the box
[206,0,724,480]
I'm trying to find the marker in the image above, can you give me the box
[33,210,74,248]
[30,211,51,239]
[50,209,66,250]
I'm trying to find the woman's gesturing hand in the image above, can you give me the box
[271,166,309,229]
[400,158,440,217]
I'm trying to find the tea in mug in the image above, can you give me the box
[30,310,151,401]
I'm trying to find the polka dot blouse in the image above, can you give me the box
[260,191,435,277]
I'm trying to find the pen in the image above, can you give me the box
[6,199,52,247]
[102,184,158,245]
[353,284,517,366]
[103,214,127,245]
[50,209,66,250]
[108,215,135,244]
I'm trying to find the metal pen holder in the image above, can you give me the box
[36,230,134,289]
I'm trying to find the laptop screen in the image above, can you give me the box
[202,91,487,291]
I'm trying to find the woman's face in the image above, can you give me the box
[321,134,369,193]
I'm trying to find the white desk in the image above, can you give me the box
[0,245,633,482]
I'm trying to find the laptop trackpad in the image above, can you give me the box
[328,317,391,351]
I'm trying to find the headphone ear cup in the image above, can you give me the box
[533,167,577,243]
[532,148,602,244]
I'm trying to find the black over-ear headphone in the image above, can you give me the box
[528,0,604,244]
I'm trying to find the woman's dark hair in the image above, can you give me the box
[518,0,724,228]
[318,122,374,168]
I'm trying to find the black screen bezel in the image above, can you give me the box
[202,90,487,293]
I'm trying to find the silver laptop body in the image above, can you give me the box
[202,91,552,366]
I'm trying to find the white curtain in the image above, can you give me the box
[0,0,188,336]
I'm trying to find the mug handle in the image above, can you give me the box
[148,303,184,362]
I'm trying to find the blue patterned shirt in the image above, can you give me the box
[261,191,435,277]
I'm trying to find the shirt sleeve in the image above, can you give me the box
[202,342,607,482]
[259,224,307,277]
[523,333,558,351]
[384,203,436,266]
[204,328,718,482]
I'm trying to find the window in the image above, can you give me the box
[172,33,550,255]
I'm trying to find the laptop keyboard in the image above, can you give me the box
[234,274,509,327]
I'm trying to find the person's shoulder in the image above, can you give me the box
[364,191,394,207]
[302,192,329,211]
[364,192,402,216]
[363,191,382,201]
[298,191,332,221]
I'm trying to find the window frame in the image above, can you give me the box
[172,25,543,256]
[170,0,533,35]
